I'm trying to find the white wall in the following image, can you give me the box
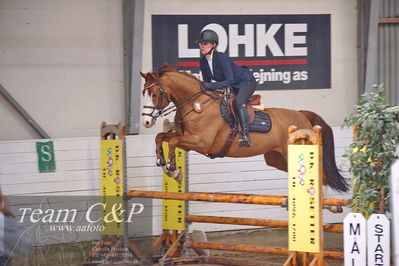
[0,0,124,140]
[0,0,358,140]
[0,127,353,241]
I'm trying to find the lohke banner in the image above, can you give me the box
[152,14,331,90]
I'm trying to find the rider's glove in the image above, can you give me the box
[202,82,212,90]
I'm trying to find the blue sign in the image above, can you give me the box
[152,14,331,90]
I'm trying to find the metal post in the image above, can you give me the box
[123,0,145,134]
[364,0,381,92]
[0,83,50,138]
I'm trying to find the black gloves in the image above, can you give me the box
[202,82,212,90]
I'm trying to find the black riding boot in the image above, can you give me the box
[237,104,251,147]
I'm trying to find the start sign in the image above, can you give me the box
[367,214,390,266]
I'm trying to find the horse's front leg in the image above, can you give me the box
[166,135,206,182]
[155,131,177,174]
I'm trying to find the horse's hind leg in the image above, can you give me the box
[264,151,288,172]
[264,151,288,208]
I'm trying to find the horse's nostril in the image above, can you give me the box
[146,121,149,125]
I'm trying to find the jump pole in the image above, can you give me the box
[128,190,349,207]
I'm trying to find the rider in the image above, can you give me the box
[198,29,256,147]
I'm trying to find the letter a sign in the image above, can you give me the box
[344,213,366,266]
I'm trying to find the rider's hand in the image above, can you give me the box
[202,82,212,90]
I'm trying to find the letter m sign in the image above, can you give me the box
[349,223,361,235]
[344,213,367,266]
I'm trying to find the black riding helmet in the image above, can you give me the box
[198,29,218,44]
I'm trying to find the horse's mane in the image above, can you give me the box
[154,63,199,82]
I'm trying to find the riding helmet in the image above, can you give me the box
[198,29,218,44]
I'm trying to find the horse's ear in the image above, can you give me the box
[148,73,158,81]
[140,71,148,79]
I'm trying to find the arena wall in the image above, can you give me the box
[0,0,124,140]
[140,0,359,135]
[0,0,358,140]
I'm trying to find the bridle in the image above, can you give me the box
[141,79,172,120]
[142,77,213,121]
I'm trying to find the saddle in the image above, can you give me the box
[207,94,272,159]
[221,94,272,134]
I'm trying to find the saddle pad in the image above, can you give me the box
[220,99,272,133]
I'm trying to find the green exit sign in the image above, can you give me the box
[36,141,56,173]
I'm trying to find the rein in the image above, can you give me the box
[143,75,237,159]
[162,90,208,117]
[145,79,217,120]
[142,79,171,117]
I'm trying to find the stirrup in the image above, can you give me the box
[239,135,251,147]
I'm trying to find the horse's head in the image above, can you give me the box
[140,71,171,128]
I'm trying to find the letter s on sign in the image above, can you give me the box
[41,145,52,162]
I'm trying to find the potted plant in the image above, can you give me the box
[343,85,399,217]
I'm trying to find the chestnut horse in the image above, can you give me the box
[140,64,348,192]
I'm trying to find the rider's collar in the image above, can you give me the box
[205,50,214,60]
[201,49,214,60]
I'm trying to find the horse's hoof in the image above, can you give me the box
[174,171,183,183]
[156,158,166,167]
[166,163,176,172]
[169,169,180,179]
[161,165,169,174]
[326,206,343,213]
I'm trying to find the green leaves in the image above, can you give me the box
[343,85,399,218]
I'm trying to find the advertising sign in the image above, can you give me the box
[152,14,331,90]
[288,145,321,253]
[100,140,125,235]
[162,142,186,231]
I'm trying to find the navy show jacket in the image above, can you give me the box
[200,51,254,92]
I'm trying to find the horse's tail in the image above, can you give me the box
[299,110,350,193]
